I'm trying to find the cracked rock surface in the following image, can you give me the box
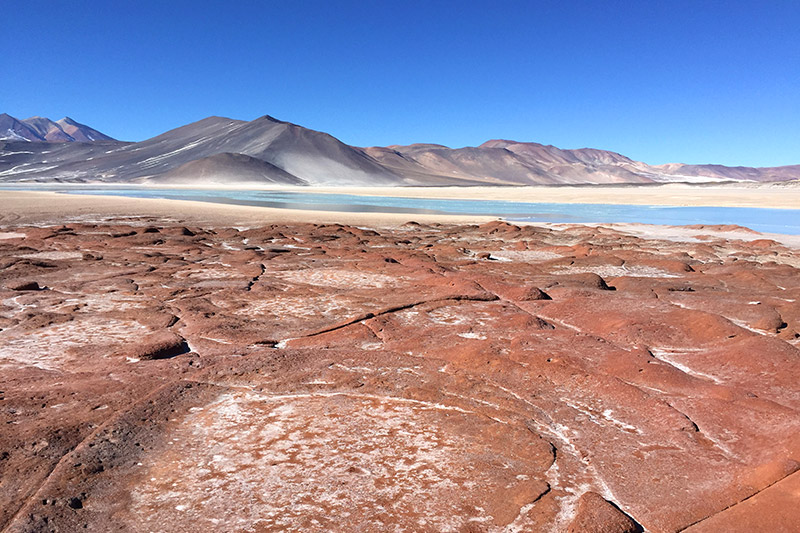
[0,219,798,532]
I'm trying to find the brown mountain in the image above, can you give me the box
[21,117,75,142]
[54,117,115,142]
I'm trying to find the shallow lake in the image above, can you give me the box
[4,186,800,235]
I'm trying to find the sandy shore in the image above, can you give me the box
[4,181,800,209]
[287,182,800,209]
[23,181,798,208]
[3,188,800,249]
[0,190,496,227]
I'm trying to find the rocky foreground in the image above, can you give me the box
[0,220,798,532]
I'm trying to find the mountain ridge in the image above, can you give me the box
[1,113,798,186]
[0,113,115,143]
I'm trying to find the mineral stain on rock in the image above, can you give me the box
[0,220,798,532]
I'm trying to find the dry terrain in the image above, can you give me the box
[1,217,799,532]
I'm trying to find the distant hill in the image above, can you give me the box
[0,114,115,143]
[0,113,797,185]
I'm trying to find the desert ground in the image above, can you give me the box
[1,188,799,532]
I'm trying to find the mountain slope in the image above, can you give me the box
[151,152,307,185]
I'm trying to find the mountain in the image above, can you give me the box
[22,117,75,142]
[122,114,403,185]
[53,117,115,142]
[362,139,799,185]
[154,152,307,185]
[0,115,405,186]
[0,114,115,143]
[363,141,652,185]
[0,113,798,185]
[0,114,43,142]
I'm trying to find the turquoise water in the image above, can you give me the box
[4,186,799,235]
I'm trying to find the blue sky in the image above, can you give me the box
[4,1,798,166]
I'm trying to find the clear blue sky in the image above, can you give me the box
[4,1,798,166]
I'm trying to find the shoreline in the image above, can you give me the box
[245,182,800,209]
[2,189,800,248]
[2,181,799,209]
[0,190,497,227]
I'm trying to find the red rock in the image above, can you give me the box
[115,331,190,360]
[567,492,640,533]
[478,220,522,234]
[744,238,783,249]
[558,272,614,290]
[0,220,798,532]
[684,470,800,532]
[5,280,43,291]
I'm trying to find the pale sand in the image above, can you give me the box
[1,187,799,248]
[0,190,496,227]
[49,181,796,209]
[283,183,800,209]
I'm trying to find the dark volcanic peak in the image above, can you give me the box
[0,112,798,185]
[0,113,115,143]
